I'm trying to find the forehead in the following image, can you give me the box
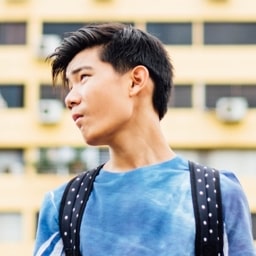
[66,47,102,78]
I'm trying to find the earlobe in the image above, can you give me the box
[129,65,149,96]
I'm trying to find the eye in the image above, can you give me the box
[80,74,89,83]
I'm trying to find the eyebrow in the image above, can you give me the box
[69,66,93,76]
[65,66,93,84]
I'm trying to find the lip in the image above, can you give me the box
[72,113,83,123]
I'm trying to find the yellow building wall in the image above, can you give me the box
[0,0,256,254]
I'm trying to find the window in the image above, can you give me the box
[0,85,24,108]
[0,149,24,174]
[99,147,109,163]
[43,22,134,39]
[36,147,108,174]
[35,211,39,237]
[40,84,66,103]
[252,213,256,240]
[168,84,192,108]
[174,149,256,176]
[205,85,256,108]
[0,212,23,241]
[43,22,85,38]
[0,22,26,45]
[204,22,256,45]
[146,22,192,45]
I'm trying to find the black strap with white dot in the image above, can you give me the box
[59,164,103,256]
[59,161,223,256]
[189,161,224,256]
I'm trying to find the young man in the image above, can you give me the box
[34,23,255,255]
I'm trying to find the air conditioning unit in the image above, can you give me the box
[216,97,248,123]
[37,34,61,59]
[38,99,63,124]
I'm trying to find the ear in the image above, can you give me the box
[128,65,150,96]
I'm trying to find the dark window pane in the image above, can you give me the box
[147,22,192,45]
[40,84,66,103]
[43,23,85,38]
[204,22,256,45]
[168,85,192,108]
[43,22,134,39]
[0,85,24,108]
[205,85,256,108]
[240,86,256,108]
[0,22,26,45]
[252,213,256,240]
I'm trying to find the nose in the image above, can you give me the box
[65,87,81,110]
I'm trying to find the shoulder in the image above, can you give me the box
[218,170,251,226]
[44,183,67,210]
[219,170,246,200]
[218,170,255,254]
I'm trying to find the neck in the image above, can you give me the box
[103,119,175,172]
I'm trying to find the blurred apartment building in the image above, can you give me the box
[0,0,256,254]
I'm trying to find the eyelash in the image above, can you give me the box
[80,74,89,81]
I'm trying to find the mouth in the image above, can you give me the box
[72,114,83,123]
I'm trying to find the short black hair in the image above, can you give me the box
[49,23,174,120]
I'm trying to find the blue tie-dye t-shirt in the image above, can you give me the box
[34,156,256,256]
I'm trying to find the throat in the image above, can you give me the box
[104,148,176,173]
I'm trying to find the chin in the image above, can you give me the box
[82,133,104,147]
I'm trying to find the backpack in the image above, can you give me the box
[59,161,224,256]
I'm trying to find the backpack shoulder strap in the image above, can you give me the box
[59,164,104,256]
[189,161,224,256]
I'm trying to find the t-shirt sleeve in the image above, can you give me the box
[33,189,65,256]
[221,171,256,255]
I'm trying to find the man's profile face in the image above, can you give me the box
[65,47,134,146]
